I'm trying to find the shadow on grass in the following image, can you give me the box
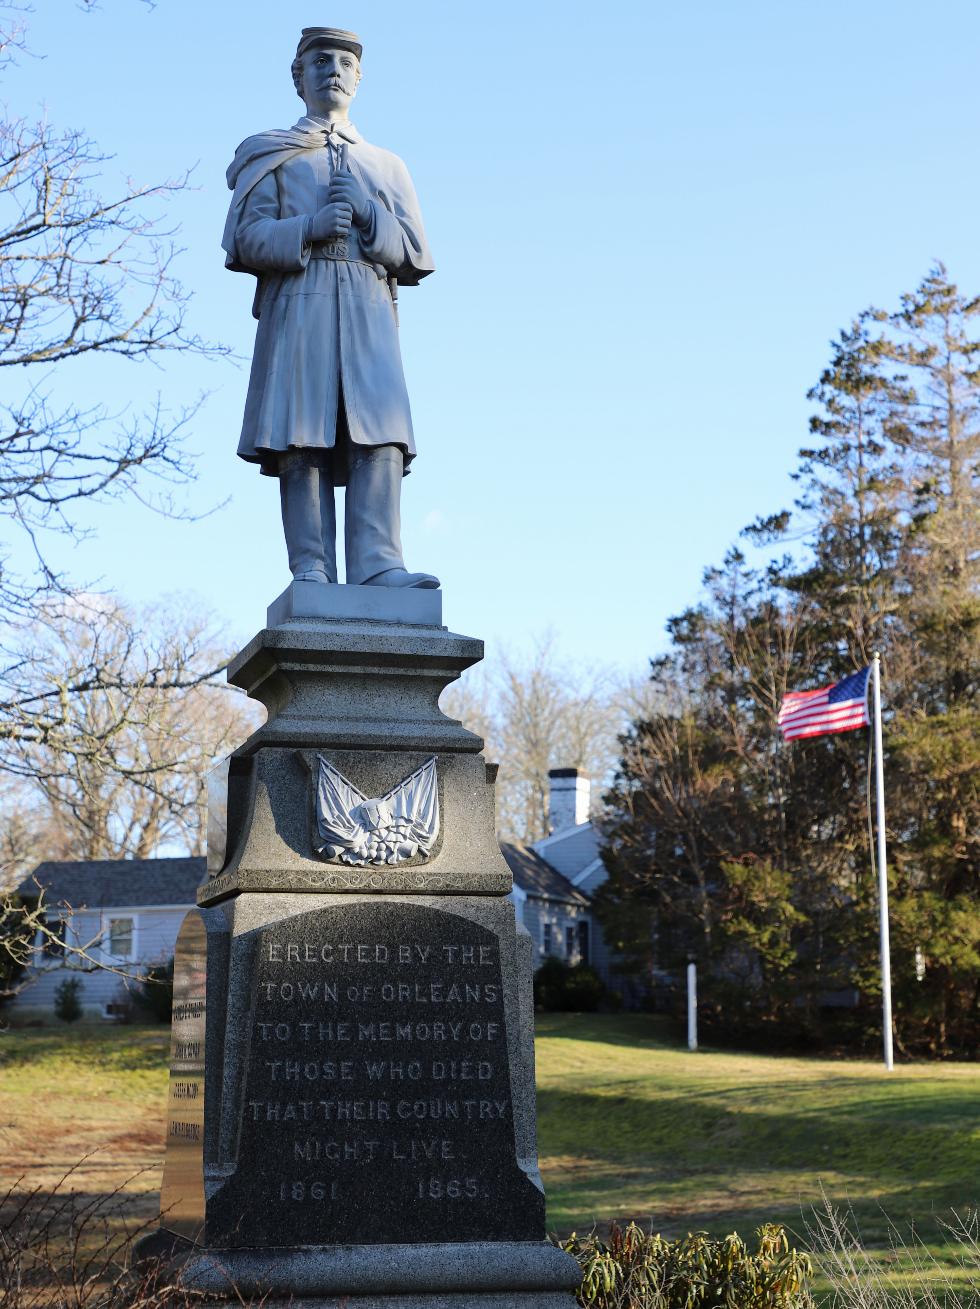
[0,1027,169,1073]
[544,1161,973,1242]
[632,1077,980,1127]
[0,1185,159,1227]
[536,1084,979,1197]
[544,1153,977,1269]
[536,1013,680,1048]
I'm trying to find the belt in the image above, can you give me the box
[309,241,376,273]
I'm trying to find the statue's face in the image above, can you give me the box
[300,44,360,114]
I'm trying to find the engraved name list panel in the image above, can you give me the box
[159,910,208,1241]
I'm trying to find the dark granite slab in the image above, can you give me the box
[206,901,544,1247]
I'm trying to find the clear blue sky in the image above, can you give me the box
[9,1,980,671]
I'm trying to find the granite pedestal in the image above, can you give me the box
[143,592,580,1308]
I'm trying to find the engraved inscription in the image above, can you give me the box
[206,902,543,1247]
[172,1000,205,1022]
[279,1178,340,1201]
[169,1119,202,1140]
[159,910,208,1241]
[201,871,235,900]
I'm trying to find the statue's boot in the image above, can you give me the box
[345,444,440,589]
[278,457,337,583]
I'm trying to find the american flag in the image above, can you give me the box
[777,666,872,741]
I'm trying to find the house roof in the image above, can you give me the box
[532,821,601,882]
[499,842,588,907]
[20,842,592,913]
[19,857,207,910]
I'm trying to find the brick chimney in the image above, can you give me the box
[547,767,591,834]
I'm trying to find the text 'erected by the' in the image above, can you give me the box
[207,903,541,1247]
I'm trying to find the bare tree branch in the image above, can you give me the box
[0,596,259,858]
[443,633,632,842]
[0,883,157,1001]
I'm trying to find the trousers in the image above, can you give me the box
[278,444,406,585]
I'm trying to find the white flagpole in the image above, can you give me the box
[871,653,894,1071]
[687,961,698,1051]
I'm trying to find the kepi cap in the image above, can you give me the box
[296,27,362,61]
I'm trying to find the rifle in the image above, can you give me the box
[337,141,399,326]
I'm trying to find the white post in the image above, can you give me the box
[687,961,697,1051]
[871,654,894,1071]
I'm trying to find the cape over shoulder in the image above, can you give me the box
[222,124,328,266]
[226,125,325,191]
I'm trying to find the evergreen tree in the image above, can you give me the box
[54,977,82,1024]
[599,267,979,1055]
[871,265,980,1053]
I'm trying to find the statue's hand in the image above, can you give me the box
[309,202,353,241]
[327,171,372,227]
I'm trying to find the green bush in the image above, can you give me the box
[135,958,174,1023]
[534,957,607,1012]
[560,1221,814,1309]
[53,976,82,1024]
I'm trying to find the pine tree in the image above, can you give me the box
[599,268,979,1055]
[870,265,980,1053]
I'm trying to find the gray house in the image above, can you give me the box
[13,769,616,1019]
[501,769,615,986]
[14,858,204,1020]
[501,841,591,967]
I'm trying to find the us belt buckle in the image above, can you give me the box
[325,236,348,259]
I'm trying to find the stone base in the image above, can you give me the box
[212,1294,577,1308]
[179,1241,580,1306]
[268,581,443,629]
[226,617,483,757]
[147,614,581,1309]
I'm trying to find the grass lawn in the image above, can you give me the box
[1,1015,977,1300]
[536,1013,979,1297]
[0,1023,170,1225]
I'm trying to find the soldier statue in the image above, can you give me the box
[222,27,438,589]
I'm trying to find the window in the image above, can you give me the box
[542,923,553,956]
[565,926,576,961]
[41,916,67,957]
[107,917,135,959]
[577,920,590,965]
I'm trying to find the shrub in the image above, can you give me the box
[562,964,607,1012]
[559,1221,814,1308]
[53,976,82,1023]
[534,956,607,1012]
[135,958,175,1023]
